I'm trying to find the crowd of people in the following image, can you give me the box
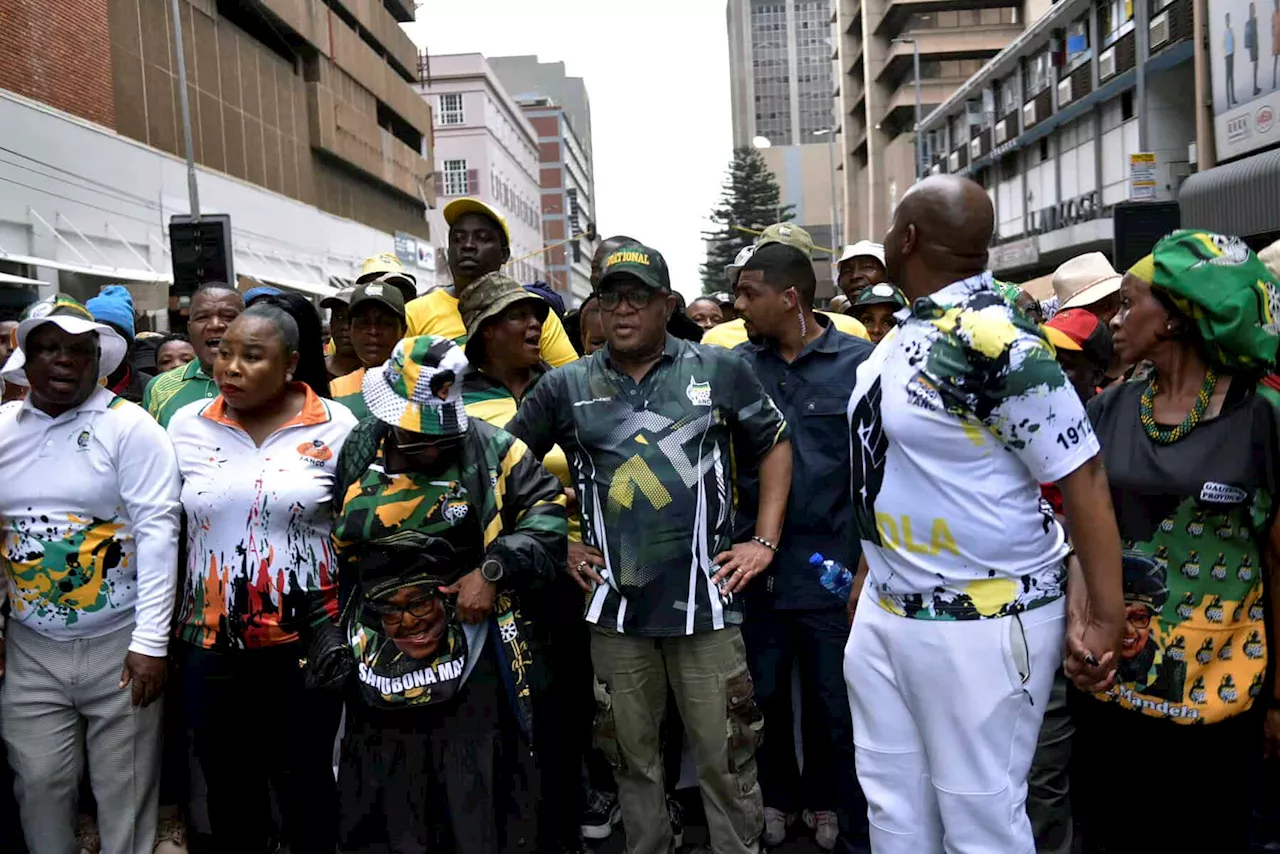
[0,179,1279,854]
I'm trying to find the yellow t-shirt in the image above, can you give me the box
[462,392,581,543]
[406,288,579,368]
[700,312,869,348]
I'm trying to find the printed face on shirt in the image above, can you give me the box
[1111,274,1173,367]
[214,315,298,413]
[156,339,196,373]
[1122,601,1154,660]
[375,583,449,660]
[349,304,405,368]
[24,324,100,414]
[480,300,543,369]
[188,288,244,371]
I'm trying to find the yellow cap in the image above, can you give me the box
[443,198,511,245]
[357,253,417,301]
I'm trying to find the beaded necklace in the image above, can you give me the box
[1138,368,1218,444]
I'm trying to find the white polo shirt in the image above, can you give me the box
[847,273,1099,620]
[167,386,357,650]
[0,386,181,655]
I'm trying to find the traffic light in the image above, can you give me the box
[169,214,234,296]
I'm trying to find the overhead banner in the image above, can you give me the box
[1207,0,1280,159]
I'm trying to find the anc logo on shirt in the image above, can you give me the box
[686,377,712,407]
[297,439,333,464]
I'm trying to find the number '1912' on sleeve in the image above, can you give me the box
[981,336,1100,485]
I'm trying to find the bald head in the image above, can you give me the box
[885,175,994,300]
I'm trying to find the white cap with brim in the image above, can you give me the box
[838,240,886,266]
[724,244,757,281]
[1,315,128,387]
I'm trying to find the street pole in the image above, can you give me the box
[911,39,924,181]
[171,0,200,219]
[824,130,840,250]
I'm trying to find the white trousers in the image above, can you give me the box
[844,587,1065,854]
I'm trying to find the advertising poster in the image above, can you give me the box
[1207,0,1280,159]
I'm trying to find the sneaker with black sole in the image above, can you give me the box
[580,789,622,841]
[667,796,685,850]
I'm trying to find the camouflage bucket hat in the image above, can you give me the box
[362,335,470,436]
[1129,230,1280,372]
[459,272,549,350]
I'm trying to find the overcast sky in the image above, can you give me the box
[404,1,732,299]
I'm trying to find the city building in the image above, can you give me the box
[418,53,546,288]
[834,0,1051,245]
[727,0,843,296]
[916,0,1198,280]
[1179,0,1280,246]
[491,56,598,305]
[0,0,434,317]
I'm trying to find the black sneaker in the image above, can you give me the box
[580,789,621,841]
[668,796,685,850]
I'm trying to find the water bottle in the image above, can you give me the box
[812,553,853,600]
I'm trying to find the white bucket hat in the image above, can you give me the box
[838,240,886,267]
[1,294,128,387]
[1053,252,1123,311]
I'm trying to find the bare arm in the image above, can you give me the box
[713,439,792,594]
[1058,455,1125,691]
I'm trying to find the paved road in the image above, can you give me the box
[592,791,829,853]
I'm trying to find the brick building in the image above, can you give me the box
[0,0,434,312]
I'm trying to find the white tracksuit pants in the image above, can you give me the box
[843,585,1065,854]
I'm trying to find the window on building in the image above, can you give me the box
[1099,0,1135,44]
[438,93,464,126]
[1121,89,1135,120]
[1024,50,1051,98]
[995,75,1018,115]
[1066,18,1091,67]
[443,159,468,196]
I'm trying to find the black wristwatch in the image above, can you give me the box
[480,558,505,584]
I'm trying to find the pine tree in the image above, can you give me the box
[700,147,795,294]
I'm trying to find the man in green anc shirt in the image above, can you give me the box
[143,284,244,427]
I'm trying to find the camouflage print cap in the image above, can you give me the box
[755,222,815,259]
[459,272,549,344]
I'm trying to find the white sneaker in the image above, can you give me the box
[803,809,839,851]
[763,807,793,847]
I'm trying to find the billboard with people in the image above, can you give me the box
[1208,0,1280,158]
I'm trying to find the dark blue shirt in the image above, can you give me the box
[736,318,873,610]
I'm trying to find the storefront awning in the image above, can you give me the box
[0,271,48,287]
[1180,147,1280,238]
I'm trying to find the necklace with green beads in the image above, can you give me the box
[1139,368,1218,444]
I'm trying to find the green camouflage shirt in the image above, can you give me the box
[508,335,789,637]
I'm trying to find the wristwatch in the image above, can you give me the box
[480,557,505,584]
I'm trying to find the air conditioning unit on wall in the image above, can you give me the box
[1023,100,1037,127]
[971,137,982,159]
[995,119,1008,144]
[1099,47,1117,80]
[1149,12,1170,49]
[1058,76,1073,106]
